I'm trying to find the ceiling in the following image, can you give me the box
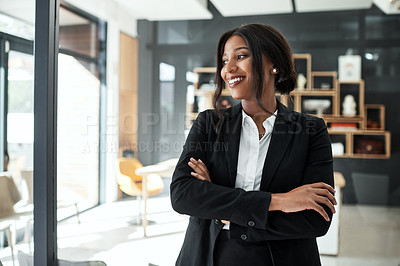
[0,0,399,25]
[210,0,294,17]
[115,0,212,21]
[294,0,374,13]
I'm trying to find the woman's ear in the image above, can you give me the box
[271,67,278,74]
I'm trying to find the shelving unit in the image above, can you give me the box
[288,54,390,159]
[186,53,391,159]
[364,104,385,131]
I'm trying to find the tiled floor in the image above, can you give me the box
[1,196,400,266]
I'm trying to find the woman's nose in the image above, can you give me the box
[225,60,237,73]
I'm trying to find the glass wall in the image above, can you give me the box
[57,5,103,219]
[0,2,35,265]
[7,50,34,196]
[0,2,106,264]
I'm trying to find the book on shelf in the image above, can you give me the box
[329,123,358,131]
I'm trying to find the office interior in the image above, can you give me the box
[0,0,399,265]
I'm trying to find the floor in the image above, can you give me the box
[1,196,400,266]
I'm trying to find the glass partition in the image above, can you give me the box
[0,2,35,265]
[56,4,103,221]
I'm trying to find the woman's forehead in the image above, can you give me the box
[223,35,248,54]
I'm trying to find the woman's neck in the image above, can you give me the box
[242,97,277,126]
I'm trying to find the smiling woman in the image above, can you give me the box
[215,24,297,120]
[170,24,335,266]
[220,35,253,100]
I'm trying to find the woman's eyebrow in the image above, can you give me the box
[234,46,249,51]
[222,47,249,57]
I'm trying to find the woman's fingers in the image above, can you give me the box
[310,182,336,194]
[190,158,209,176]
[188,161,205,176]
[315,188,337,206]
[311,202,330,221]
[278,182,337,220]
[188,158,211,182]
[315,195,336,214]
[191,172,208,181]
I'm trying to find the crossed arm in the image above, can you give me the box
[189,157,336,225]
[170,111,336,240]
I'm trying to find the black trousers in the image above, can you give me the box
[213,230,274,266]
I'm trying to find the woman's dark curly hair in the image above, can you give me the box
[213,24,296,117]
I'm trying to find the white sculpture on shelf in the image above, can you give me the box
[297,73,307,90]
[199,80,216,91]
[342,94,357,116]
[197,93,213,112]
[303,99,331,115]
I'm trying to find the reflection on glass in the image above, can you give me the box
[366,15,400,40]
[57,53,100,220]
[0,13,34,40]
[159,63,175,161]
[59,7,99,58]
[363,47,400,78]
[1,50,34,266]
[7,50,34,195]
[364,48,383,77]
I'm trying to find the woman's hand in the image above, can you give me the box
[270,182,337,221]
[188,157,211,182]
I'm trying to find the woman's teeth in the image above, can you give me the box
[229,77,244,84]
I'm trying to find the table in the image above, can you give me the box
[134,158,178,236]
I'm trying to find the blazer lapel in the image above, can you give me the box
[260,101,296,191]
[223,103,242,187]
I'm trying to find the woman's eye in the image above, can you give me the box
[238,54,248,59]
[222,59,228,65]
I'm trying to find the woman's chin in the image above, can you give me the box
[229,91,244,100]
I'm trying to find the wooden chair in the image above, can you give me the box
[115,158,164,225]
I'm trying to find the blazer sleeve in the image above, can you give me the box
[170,110,272,228]
[229,117,335,241]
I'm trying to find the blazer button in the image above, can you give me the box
[240,234,248,241]
[248,220,255,227]
[215,219,221,225]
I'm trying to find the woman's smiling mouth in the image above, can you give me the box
[228,76,245,88]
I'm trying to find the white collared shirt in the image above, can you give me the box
[236,109,277,190]
[223,109,277,229]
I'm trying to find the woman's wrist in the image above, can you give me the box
[269,193,285,211]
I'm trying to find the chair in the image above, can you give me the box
[18,251,107,266]
[20,171,33,204]
[21,170,81,224]
[0,222,14,265]
[0,174,21,217]
[0,173,24,266]
[115,157,164,224]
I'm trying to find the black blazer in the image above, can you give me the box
[170,100,334,266]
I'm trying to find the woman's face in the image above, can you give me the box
[220,35,276,101]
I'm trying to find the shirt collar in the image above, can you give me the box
[242,109,278,130]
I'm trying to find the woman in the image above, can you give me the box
[170,24,336,266]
